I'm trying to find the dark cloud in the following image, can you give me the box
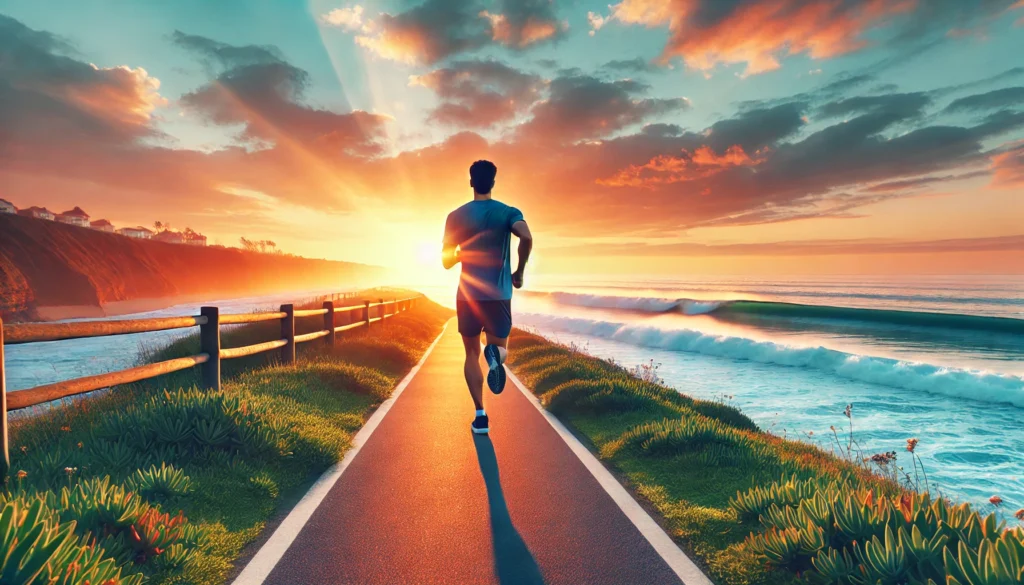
[360,0,491,65]
[354,0,564,64]
[170,30,284,70]
[818,92,931,119]
[176,32,389,155]
[601,57,664,74]
[517,74,689,143]
[704,102,806,152]
[641,123,683,137]
[944,87,1024,113]
[412,60,544,128]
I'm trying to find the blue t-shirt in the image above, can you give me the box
[444,199,524,301]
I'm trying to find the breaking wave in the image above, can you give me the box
[516,312,1024,408]
[531,292,1024,333]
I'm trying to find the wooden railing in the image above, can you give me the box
[0,293,422,481]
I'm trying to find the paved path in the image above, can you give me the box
[253,321,691,585]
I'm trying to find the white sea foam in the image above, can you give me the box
[517,313,1024,408]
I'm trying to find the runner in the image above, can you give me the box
[442,160,533,434]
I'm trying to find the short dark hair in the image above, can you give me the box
[470,160,497,194]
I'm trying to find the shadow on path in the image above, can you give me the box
[473,436,547,585]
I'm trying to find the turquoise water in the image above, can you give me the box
[506,275,1023,514]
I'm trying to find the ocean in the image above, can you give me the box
[503,275,1024,513]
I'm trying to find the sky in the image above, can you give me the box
[1,0,1023,282]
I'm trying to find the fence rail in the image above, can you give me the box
[0,292,422,481]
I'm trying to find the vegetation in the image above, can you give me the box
[3,294,451,584]
[506,329,1024,585]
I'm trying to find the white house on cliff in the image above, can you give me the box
[18,207,55,221]
[117,226,153,239]
[57,207,90,227]
[0,199,15,214]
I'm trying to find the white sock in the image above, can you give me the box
[476,409,486,417]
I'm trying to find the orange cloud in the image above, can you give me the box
[598,145,765,187]
[990,142,1024,188]
[481,11,563,47]
[607,0,916,74]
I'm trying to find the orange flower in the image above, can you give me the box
[15,470,27,479]
[60,426,71,432]
[989,495,1003,506]
[906,438,918,453]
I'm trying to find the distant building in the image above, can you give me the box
[57,207,90,227]
[153,230,185,244]
[0,199,15,214]
[18,206,56,221]
[183,231,207,246]
[117,226,153,239]
[90,219,115,232]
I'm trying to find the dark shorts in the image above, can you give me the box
[456,300,512,338]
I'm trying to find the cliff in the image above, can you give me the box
[0,214,384,322]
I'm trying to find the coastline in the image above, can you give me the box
[32,294,235,322]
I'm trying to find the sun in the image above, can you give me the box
[415,240,439,267]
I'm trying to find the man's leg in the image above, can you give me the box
[461,333,485,411]
[484,332,508,360]
[482,300,512,394]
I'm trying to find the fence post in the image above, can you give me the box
[281,304,296,364]
[323,301,335,349]
[199,307,221,391]
[364,301,371,330]
[0,318,8,484]
[379,298,384,322]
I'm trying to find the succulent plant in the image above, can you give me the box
[128,508,188,562]
[809,547,856,584]
[852,526,908,584]
[126,463,192,501]
[943,529,1024,585]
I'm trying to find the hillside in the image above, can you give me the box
[0,214,383,322]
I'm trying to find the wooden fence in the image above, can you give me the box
[0,293,422,481]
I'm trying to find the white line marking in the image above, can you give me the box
[507,369,715,585]
[231,322,448,585]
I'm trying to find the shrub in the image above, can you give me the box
[94,388,291,459]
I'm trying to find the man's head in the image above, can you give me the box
[469,160,497,195]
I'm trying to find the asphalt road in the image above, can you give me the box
[263,322,685,585]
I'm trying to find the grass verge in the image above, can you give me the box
[3,294,452,585]
[507,329,1024,585]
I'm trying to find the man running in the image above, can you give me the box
[442,160,533,435]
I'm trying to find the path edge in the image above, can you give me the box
[507,369,715,585]
[231,321,449,585]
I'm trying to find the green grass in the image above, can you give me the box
[507,329,1024,585]
[3,293,453,585]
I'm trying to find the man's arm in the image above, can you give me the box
[511,220,532,289]
[441,214,459,270]
[442,244,459,270]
